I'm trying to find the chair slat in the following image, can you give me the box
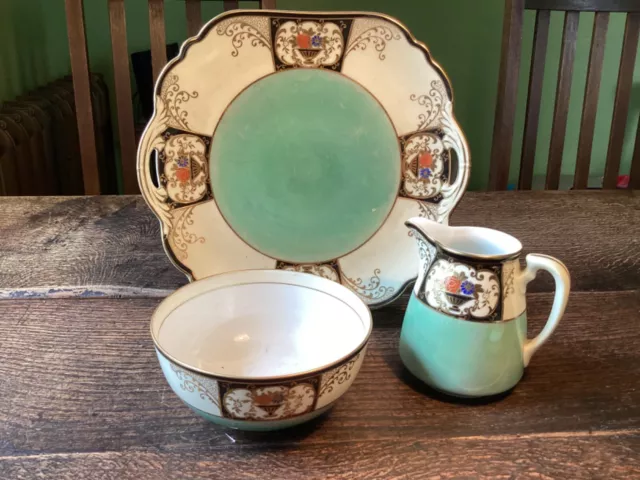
[224,1,239,10]
[630,116,640,189]
[64,0,100,195]
[489,0,525,190]
[108,0,138,194]
[525,0,640,12]
[574,12,609,189]
[148,0,168,83]
[520,10,551,190]
[546,11,579,190]
[185,0,202,37]
[603,12,640,189]
[261,0,277,9]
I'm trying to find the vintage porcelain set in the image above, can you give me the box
[138,10,570,430]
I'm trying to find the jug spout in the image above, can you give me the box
[405,217,452,250]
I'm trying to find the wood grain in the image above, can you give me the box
[64,0,100,195]
[0,291,638,457]
[0,196,185,293]
[1,435,637,480]
[108,0,138,195]
[0,192,638,295]
[546,11,579,190]
[603,13,640,189]
[525,0,640,12]
[489,0,525,190]
[223,0,239,10]
[261,0,277,8]
[520,9,550,190]
[148,0,167,83]
[630,117,640,189]
[575,12,609,189]
[185,0,202,38]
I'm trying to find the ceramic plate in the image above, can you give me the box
[138,9,470,307]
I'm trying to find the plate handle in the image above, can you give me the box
[439,102,470,224]
[137,97,173,231]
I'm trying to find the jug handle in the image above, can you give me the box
[519,254,571,367]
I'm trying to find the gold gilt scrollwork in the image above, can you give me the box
[169,206,205,261]
[216,20,271,57]
[342,268,395,301]
[319,352,361,396]
[410,80,448,131]
[345,25,401,60]
[160,75,199,131]
[170,363,220,408]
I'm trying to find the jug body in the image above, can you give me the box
[401,218,570,397]
[400,292,527,397]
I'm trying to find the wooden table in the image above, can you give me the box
[0,191,638,479]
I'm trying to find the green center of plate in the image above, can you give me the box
[210,69,401,264]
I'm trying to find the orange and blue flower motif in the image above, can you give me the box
[460,281,475,295]
[175,157,190,183]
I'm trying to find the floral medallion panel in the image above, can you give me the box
[417,251,526,322]
[138,10,470,307]
[220,382,318,421]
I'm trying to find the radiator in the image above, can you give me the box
[0,74,116,195]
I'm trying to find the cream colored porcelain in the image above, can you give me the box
[151,269,371,430]
[137,9,470,308]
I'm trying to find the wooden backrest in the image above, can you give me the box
[490,0,640,190]
[65,0,276,195]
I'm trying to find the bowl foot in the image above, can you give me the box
[187,403,334,431]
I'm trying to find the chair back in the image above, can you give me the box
[490,0,640,190]
[65,0,277,194]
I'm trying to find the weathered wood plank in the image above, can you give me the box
[261,0,277,8]
[1,434,638,480]
[148,0,168,83]
[575,12,609,189]
[0,192,638,295]
[64,0,100,195]
[223,0,239,10]
[185,0,202,38]
[547,11,580,190]
[603,13,640,189]
[0,196,185,293]
[631,117,640,189]
[526,0,640,12]
[0,292,638,455]
[489,0,525,190]
[520,9,550,190]
[108,0,138,195]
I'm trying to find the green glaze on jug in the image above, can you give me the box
[399,293,527,397]
[210,68,401,264]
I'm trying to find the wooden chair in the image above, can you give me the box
[490,0,640,190]
[64,0,277,195]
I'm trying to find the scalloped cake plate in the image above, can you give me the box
[137,9,470,308]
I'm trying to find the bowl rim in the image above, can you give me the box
[151,269,373,382]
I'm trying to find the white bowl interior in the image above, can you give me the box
[154,272,370,378]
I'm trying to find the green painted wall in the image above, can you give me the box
[1,0,638,191]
